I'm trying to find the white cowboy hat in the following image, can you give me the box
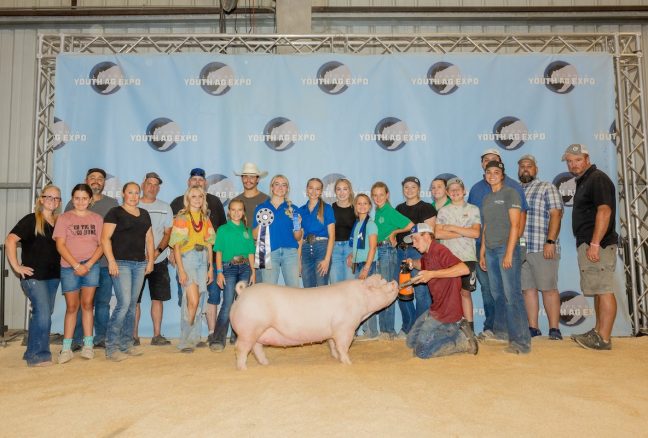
[234,162,268,178]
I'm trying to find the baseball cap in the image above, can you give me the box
[481,148,502,159]
[401,176,421,186]
[446,177,464,189]
[86,168,106,178]
[485,160,505,172]
[403,223,434,244]
[190,168,206,178]
[518,154,537,165]
[561,143,590,161]
[145,172,163,184]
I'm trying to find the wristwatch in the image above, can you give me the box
[545,239,556,244]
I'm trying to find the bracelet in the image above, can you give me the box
[590,242,600,247]
[216,269,223,274]
[73,263,81,270]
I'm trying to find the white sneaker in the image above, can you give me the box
[80,346,95,360]
[57,349,73,364]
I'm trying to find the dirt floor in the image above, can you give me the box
[1,335,647,438]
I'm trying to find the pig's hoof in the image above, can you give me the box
[257,358,269,366]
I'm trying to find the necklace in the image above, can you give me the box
[190,211,204,233]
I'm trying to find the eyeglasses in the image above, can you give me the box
[41,195,62,202]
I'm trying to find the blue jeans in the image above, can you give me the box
[259,247,300,287]
[485,245,530,353]
[73,266,112,345]
[356,261,378,337]
[301,240,330,288]
[177,264,219,307]
[406,312,471,359]
[212,262,251,346]
[476,251,495,333]
[397,246,429,333]
[106,261,147,356]
[376,245,398,335]
[178,250,209,349]
[21,278,59,365]
[329,241,353,284]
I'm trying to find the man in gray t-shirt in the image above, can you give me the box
[232,162,269,227]
[65,168,118,349]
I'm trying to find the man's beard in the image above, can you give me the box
[519,174,535,184]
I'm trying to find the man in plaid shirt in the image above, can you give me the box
[518,154,564,340]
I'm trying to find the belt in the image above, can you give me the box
[378,240,392,247]
[229,256,249,265]
[305,235,328,244]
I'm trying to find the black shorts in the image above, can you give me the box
[138,259,171,303]
[461,261,477,292]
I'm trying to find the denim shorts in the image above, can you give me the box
[60,262,100,293]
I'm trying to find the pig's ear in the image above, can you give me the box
[363,274,380,288]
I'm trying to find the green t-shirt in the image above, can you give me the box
[213,221,255,263]
[374,203,411,242]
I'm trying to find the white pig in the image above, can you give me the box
[230,274,398,370]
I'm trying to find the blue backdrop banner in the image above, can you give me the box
[52,52,632,337]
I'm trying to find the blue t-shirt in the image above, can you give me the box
[253,200,299,251]
[468,175,529,246]
[299,201,335,238]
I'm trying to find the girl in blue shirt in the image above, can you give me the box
[299,178,335,288]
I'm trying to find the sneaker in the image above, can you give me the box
[396,330,408,340]
[71,343,83,352]
[548,328,563,340]
[477,330,507,344]
[196,341,207,348]
[94,340,106,349]
[133,337,140,346]
[230,334,237,345]
[80,346,95,360]
[570,328,596,343]
[180,347,194,353]
[355,334,379,342]
[125,347,144,356]
[573,330,612,350]
[151,335,171,346]
[57,349,73,364]
[210,343,225,352]
[107,351,128,362]
[459,320,478,355]
[30,360,54,367]
[529,327,542,337]
[379,333,396,341]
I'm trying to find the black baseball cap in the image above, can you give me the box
[86,168,106,178]
[401,176,421,186]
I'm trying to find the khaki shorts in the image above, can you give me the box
[577,243,617,296]
[521,251,559,291]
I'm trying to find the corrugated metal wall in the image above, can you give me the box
[1,3,646,329]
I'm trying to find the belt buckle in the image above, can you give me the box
[194,244,205,252]
[231,256,245,265]
[306,234,316,244]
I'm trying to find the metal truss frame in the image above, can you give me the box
[34,33,648,334]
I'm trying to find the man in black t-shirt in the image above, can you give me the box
[563,144,618,351]
[170,168,226,346]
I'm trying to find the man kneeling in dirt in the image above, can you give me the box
[404,223,479,358]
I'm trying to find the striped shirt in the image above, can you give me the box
[521,178,563,253]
